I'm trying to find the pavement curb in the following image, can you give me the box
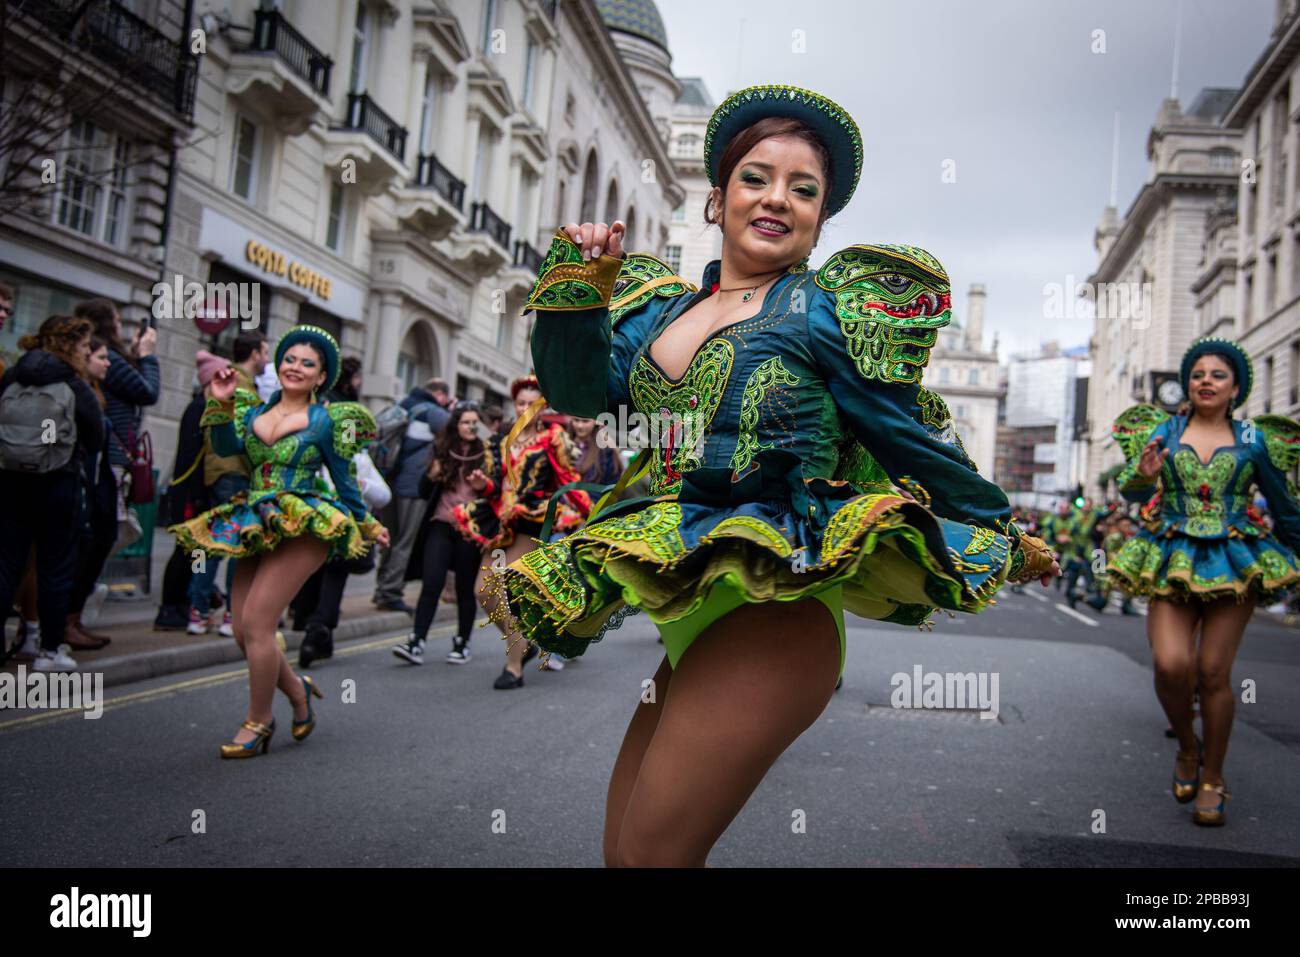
[92,611,413,688]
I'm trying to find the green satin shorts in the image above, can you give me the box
[656,578,847,676]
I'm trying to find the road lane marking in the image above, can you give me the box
[1026,590,1048,603]
[1054,603,1099,627]
[0,624,455,734]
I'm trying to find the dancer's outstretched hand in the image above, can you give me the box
[210,366,238,402]
[375,525,390,549]
[1138,436,1169,479]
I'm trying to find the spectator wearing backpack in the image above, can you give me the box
[73,298,160,499]
[0,315,104,671]
[372,377,453,613]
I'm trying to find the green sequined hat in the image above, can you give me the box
[275,324,341,391]
[704,84,863,217]
[1180,336,1253,409]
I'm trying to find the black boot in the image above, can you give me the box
[299,623,330,668]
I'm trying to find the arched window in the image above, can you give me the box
[604,180,619,224]
[396,322,438,394]
[579,151,598,223]
[624,207,636,248]
[555,179,567,229]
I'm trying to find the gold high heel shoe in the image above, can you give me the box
[1171,737,1202,804]
[1192,781,1230,826]
[220,719,275,759]
[291,674,324,742]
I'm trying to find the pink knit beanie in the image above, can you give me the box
[196,349,230,388]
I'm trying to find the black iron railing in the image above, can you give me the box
[251,8,332,97]
[339,92,407,162]
[469,201,510,249]
[18,0,198,118]
[414,153,465,210]
[513,239,543,274]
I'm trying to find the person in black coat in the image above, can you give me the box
[154,386,211,630]
[0,316,104,670]
[294,358,375,667]
[64,336,124,649]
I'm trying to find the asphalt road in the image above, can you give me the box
[3,585,1299,867]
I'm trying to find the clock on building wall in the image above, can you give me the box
[1151,371,1184,411]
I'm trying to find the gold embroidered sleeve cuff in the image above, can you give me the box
[1007,534,1055,584]
[200,397,235,428]
[521,229,623,315]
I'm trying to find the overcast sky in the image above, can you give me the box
[656,0,1273,361]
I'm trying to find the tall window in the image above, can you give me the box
[471,127,493,201]
[664,245,681,272]
[418,68,440,155]
[326,180,345,252]
[604,181,619,224]
[671,203,686,223]
[1243,270,1254,329]
[350,3,369,93]
[1267,251,1278,311]
[516,170,536,243]
[1264,356,1275,412]
[522,39,538,112]
[579,151,598,222]
[56,118,130,247]
[968,367,979,385]
[1290,339,1299,405]
[480,0,498,54]
[229,113,259,201]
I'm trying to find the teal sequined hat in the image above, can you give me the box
[704,84,863,217]
[1180,336,1253,409]
[275,324,341,391]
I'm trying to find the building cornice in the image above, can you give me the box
[570,0,683,206]
[1223,12,1300,128]
[1088,173,1237,285]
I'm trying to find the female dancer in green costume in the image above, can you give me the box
[485,86,1061,865]
[1107,338,1300,825]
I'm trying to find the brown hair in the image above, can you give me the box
[566,417,601,477]
[85,335,109,406]
[74,297,133,365]
[704,116,834,242]
[19,315,93,372]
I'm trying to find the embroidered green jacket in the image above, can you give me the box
[525,231,1022,544]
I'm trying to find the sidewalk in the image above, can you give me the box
[2,528,459,687]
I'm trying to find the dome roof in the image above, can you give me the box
[595,0,670,52]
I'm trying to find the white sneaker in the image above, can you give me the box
[218,611,234,637]
[13,632,39,662]
[541,655,565,672]
[83,582,109,625]
[33,645,78,671]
